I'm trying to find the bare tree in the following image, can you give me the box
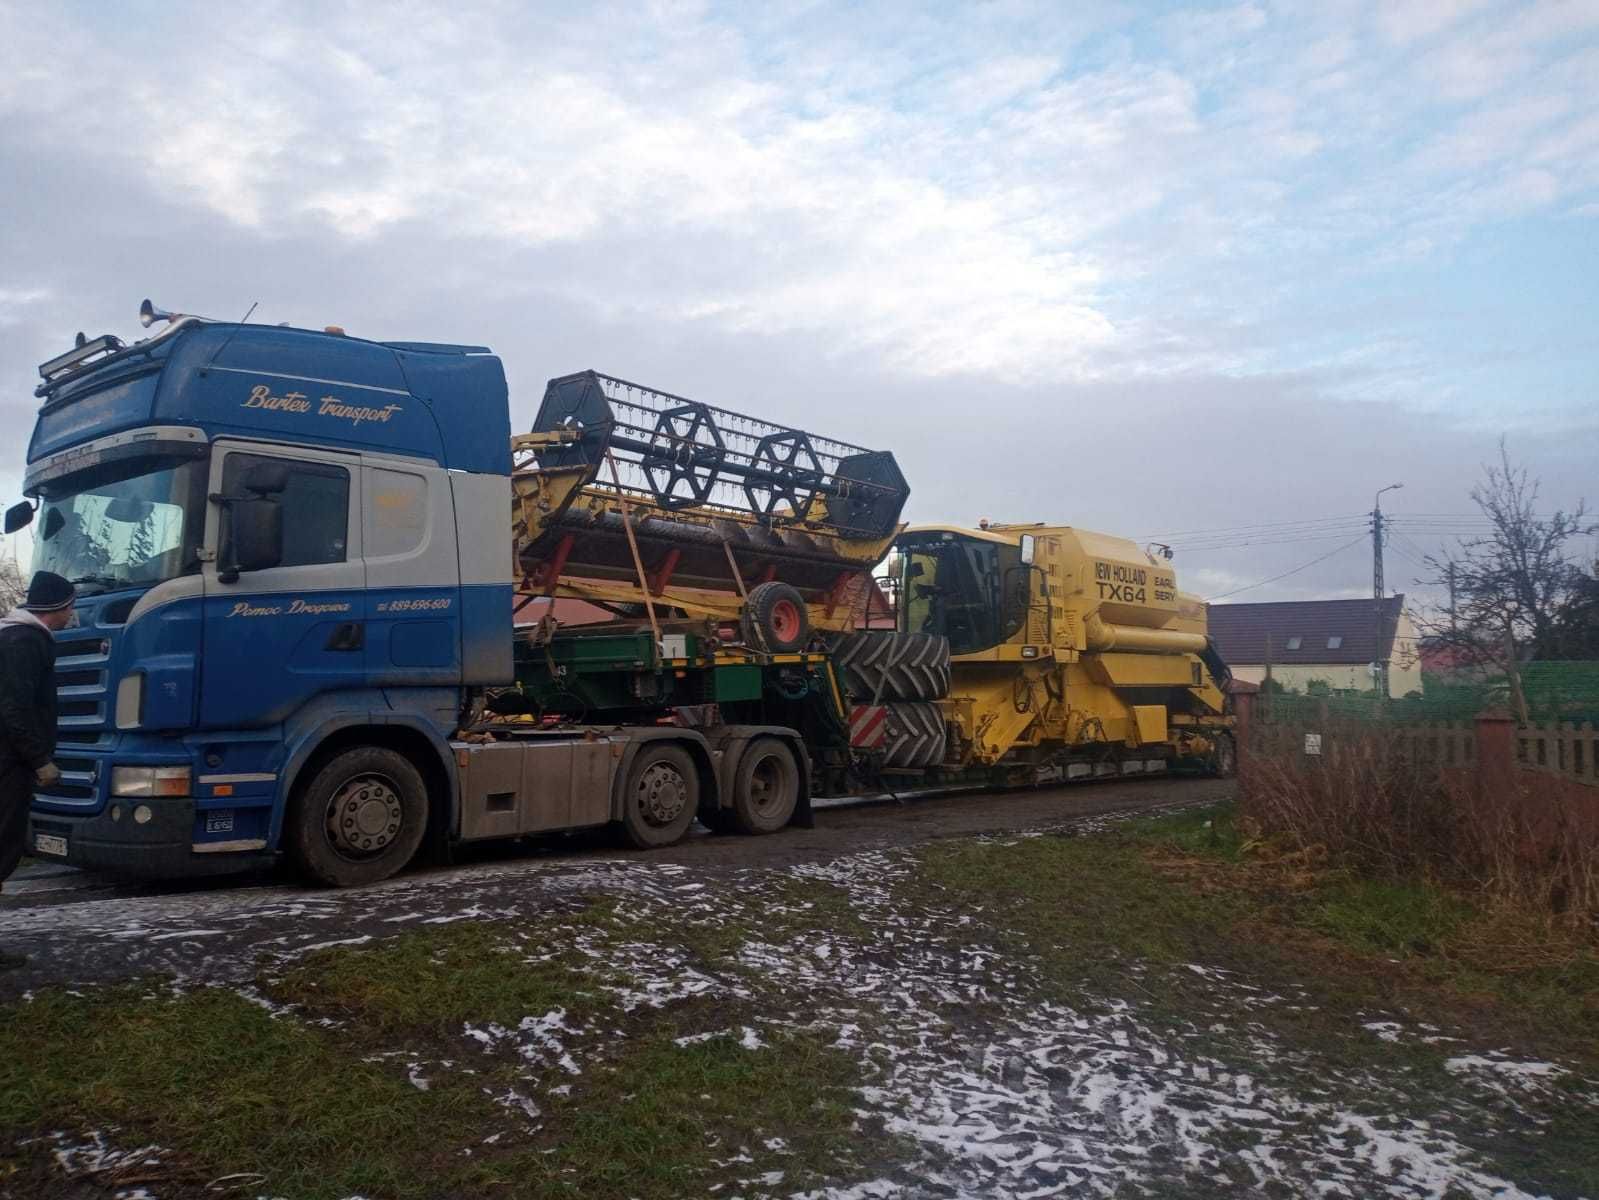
[0,550,25,612]
[1421,442,1597,666]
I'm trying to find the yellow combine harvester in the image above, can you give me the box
[884,521,1234,780]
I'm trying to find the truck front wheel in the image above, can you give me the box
[287,746,429,887]
[618,744,700,849]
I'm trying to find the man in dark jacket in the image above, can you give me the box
[0,570,76,969]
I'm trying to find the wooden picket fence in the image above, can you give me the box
[1238,694,1599,791]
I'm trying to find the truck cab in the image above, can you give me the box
[13,307,514,882]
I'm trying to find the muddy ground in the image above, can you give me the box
[0,775,1229,992]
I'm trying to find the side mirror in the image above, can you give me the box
[3,501,33,534]
[243,461,290,495]
[230,498,283,574]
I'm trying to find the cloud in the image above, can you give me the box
[0,1,1595,601]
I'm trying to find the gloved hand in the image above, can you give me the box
[34,761,61,787]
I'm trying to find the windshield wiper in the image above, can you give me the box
[68,573,128,595]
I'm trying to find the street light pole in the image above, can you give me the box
[1373,482,1403,699]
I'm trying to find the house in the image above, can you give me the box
[1207,595,1422,698]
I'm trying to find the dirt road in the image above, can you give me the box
[0,775,1232,994]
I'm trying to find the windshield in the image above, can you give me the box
[32,455,207,596]
[897,533,1026,654]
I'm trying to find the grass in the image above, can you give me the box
[271,918,608,1041]
[0,896,888,1200]
[900,804,1599,1198]
[0,983,493,1199]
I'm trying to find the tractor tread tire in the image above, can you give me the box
[881,701,948,769]
[832,631,950,702]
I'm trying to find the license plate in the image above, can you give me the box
[205,811,235,834]
[34,832,67,857]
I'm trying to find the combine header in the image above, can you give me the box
[512,371,909,637]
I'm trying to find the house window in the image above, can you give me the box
[1327,635,1343,650]
[1285,636,1303,650]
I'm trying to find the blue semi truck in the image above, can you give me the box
[11,304,893,885]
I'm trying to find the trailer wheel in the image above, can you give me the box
[741,582,810,653]
[730,737,800,834]
[619,744,700,849]
[287,746,429,887]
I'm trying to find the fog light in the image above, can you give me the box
[133,805,153,825]
[110,804,123,822]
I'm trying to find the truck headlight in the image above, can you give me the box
[115,673,143,730]
[110,765,190,798]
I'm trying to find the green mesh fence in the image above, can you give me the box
[1255,661,1599,726]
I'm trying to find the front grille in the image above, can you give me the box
[54,629,112,735]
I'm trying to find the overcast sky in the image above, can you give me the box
[2,0,1595,608]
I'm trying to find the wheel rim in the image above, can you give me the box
[770,599,802,644]
[325,772,405,860]
[746,752,792,818]
[635,761,690,828]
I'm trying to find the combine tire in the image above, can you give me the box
[730,737,801,834]
[881,702,947,769]
[741,582,810,653]
[832,631,950,701]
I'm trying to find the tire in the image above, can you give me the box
[741,582,810,653]
[286,746,429,887]
[881,702,947,769]
[618,743,700,849]
[832,631,950,701]
[1208,733,1237,778]
[730,737,800,834]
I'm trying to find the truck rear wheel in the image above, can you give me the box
[618,744,700,849]
[730,737,799,834]
[287,746,429,887]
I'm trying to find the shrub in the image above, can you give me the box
[1240,720,1599,925]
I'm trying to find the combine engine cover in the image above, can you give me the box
[513,371,909,625]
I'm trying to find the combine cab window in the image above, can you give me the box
[897,533,1026,655]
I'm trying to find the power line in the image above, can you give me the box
[1204,534,1368,602]
[1171,527,1371,553]
[1139,512,1370,541]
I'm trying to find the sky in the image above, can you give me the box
[1,0,1596,609]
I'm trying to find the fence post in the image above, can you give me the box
[1234,690,1253,768]
[1475,708,1518,802]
